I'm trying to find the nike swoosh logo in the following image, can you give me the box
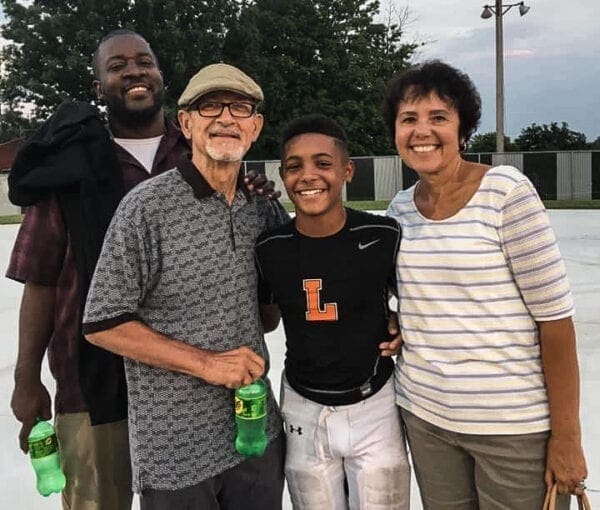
[358,239,381,250]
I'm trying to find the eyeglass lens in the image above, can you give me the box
[196,102,255,118]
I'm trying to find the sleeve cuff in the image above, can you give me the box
[82,313,140,334]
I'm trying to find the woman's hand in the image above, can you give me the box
[545,433,588,496]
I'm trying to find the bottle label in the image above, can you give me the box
[235,395,266,419]
[29,433,59,459]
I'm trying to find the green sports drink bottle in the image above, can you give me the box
[28,420,66,496]
[234,378,268,456]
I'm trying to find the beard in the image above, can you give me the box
[205,139,247,162]
[105,88,164,127]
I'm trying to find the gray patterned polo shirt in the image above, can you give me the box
[83,156,287,492]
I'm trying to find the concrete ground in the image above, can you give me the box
[1,210,598,509]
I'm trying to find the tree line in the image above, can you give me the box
[1,1,597,156]
[0,0,417,158]
[468,123,600,153]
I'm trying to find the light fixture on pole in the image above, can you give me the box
[481,1,530,153]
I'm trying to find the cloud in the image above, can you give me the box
[505,49,534,58]
[396,0,600,139]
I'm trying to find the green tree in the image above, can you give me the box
[514,122,588,151]
[223,0,419,159]
[589,136,600,150]
[467,132,514,153]
[0,0,237,121]
[1,0,419,154]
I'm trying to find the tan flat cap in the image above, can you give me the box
[178,63,264,107]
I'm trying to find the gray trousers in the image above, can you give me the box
[401,409,571,510]
[140,432,285,510]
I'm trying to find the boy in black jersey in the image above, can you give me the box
[255,115,410,509]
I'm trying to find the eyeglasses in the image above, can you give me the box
[193,101,256,118]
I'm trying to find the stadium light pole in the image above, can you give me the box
[481,1,530,153]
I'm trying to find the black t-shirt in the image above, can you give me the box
[256,208,401,405]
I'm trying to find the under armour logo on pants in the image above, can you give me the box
[289,424,303,435]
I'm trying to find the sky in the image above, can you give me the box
[1,1,599,142]
[395,0,600,141]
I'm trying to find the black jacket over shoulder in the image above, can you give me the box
[9,101,127,425]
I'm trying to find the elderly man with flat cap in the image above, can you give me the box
[81,63,287,510]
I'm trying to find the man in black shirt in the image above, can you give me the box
[255,115,410,509]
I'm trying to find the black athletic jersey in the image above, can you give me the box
[255,208,401,406]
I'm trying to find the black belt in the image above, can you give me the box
[285,366,392,406]
[291,378,375,400]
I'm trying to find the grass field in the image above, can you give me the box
[0,214,23,225]
[2,199,600,223]
[283,199,600,213]
[541,200,600,209]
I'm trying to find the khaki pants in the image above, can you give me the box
[401,409,570,510]
[55,412,132,510]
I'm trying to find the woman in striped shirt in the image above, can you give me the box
[384,60,587,510]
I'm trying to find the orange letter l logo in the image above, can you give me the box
[303,279,338,321]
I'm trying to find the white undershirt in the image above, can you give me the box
[114,135,163,173]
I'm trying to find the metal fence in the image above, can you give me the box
[2,150,599,215]
[247,150,600,202]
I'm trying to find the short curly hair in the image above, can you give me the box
[280,114,349,160]
[382,60,481,146]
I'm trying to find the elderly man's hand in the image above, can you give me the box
[244,170,281,200]
[200,346,266,389]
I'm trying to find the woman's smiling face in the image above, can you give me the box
[394,91,462,177]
